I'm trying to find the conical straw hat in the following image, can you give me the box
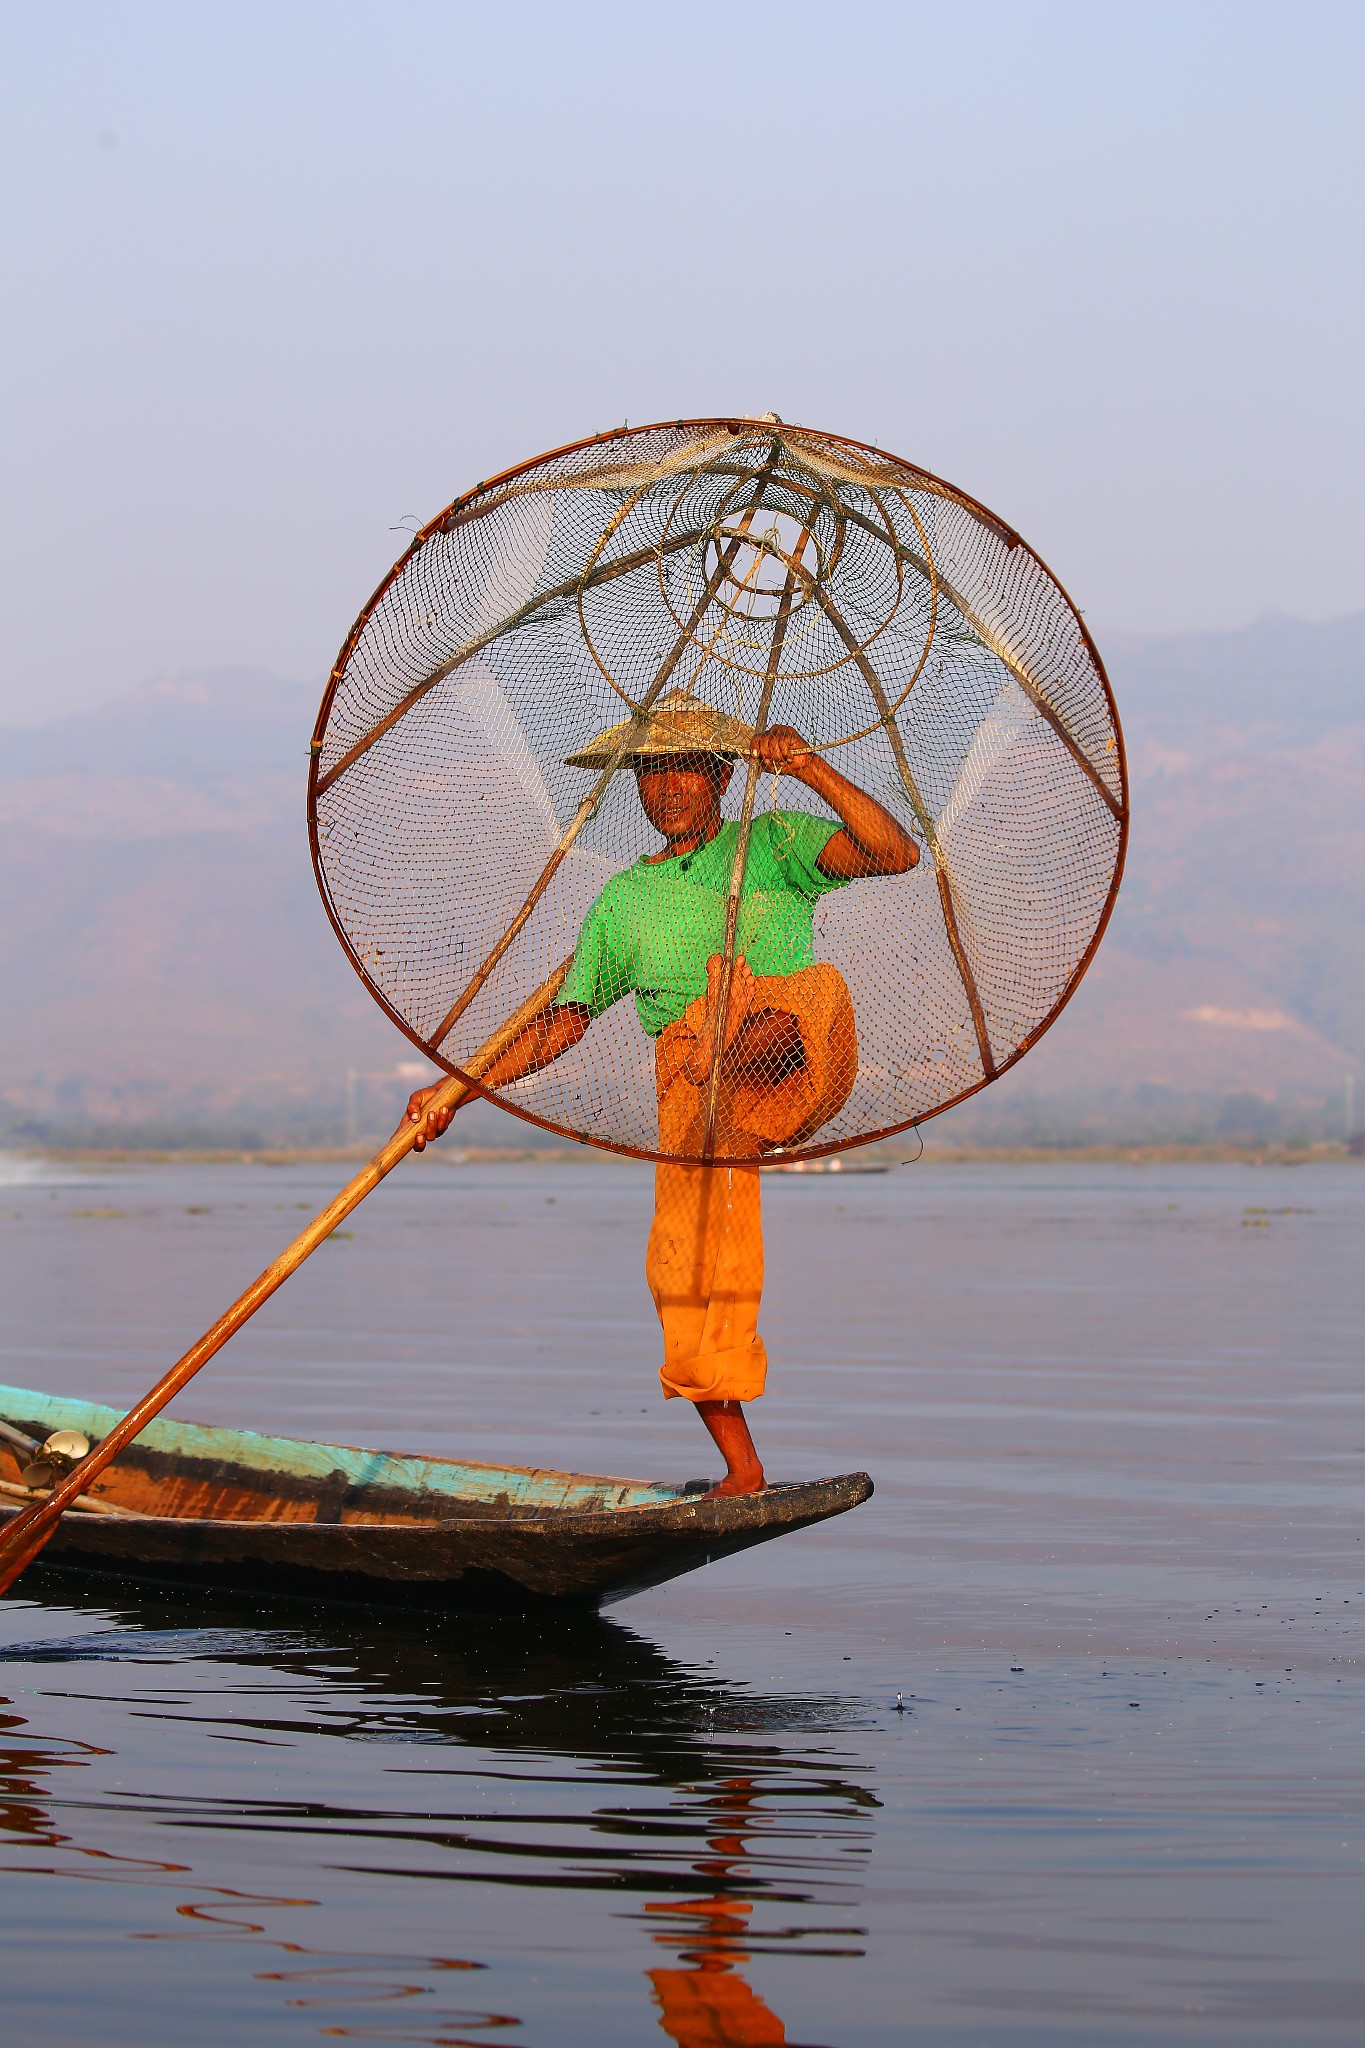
[564,688,753,770]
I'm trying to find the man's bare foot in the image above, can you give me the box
[695,1399,767,1498]
[703,1469,767,1499]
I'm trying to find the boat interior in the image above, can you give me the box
[0,1386,694,1528]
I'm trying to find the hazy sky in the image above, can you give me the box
[3,1,1362,724]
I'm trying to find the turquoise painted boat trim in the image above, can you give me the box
[0,1384,680,1513]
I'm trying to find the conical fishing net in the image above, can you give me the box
[309,419,1127,1163]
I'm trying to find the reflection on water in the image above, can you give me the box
[642,1771,860,2047]
[2,1160,1363,2042]
[0,1580,872,2045]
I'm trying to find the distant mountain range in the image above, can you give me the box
[1,615,1361,1148]
[967,612,1364,1143]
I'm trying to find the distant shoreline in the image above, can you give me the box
[11,1139,1361,1169]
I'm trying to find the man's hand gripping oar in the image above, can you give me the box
[0,960,571,1597]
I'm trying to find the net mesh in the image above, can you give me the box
[309,419,1127,1163]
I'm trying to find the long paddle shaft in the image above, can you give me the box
[1,442,793,1592]
[0,959,573,1596]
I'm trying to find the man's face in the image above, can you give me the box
[634,753,733,840]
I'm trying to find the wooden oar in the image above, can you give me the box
[0,957,572,1597]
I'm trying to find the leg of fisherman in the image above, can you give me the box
[649,951,859,1495]
[647,1159,766,1388]
[694,1400,766,1498]
[650,963,770,1493]
[646,1160,767,1496]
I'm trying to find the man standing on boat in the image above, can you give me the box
[406,691,917,1496]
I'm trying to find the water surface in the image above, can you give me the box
[0,1156,1361,2043]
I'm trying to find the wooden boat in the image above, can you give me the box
[0,1384,871,1612]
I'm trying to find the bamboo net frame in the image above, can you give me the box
[309,418,1128,1164]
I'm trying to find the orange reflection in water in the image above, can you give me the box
[646,1774,789,2048]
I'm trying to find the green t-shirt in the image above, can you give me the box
[557,810,848,1038]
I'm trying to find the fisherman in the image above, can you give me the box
[406,690,917,1496]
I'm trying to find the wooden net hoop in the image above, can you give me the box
[309,419,1128,1164]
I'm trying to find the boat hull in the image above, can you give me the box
[0,1385,872,1612]
[3,1475,871,1611]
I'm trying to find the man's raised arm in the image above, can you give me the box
[750,726,918,879]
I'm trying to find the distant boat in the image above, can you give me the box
[0,1385,871,1613]
[766,1156,890,1175]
